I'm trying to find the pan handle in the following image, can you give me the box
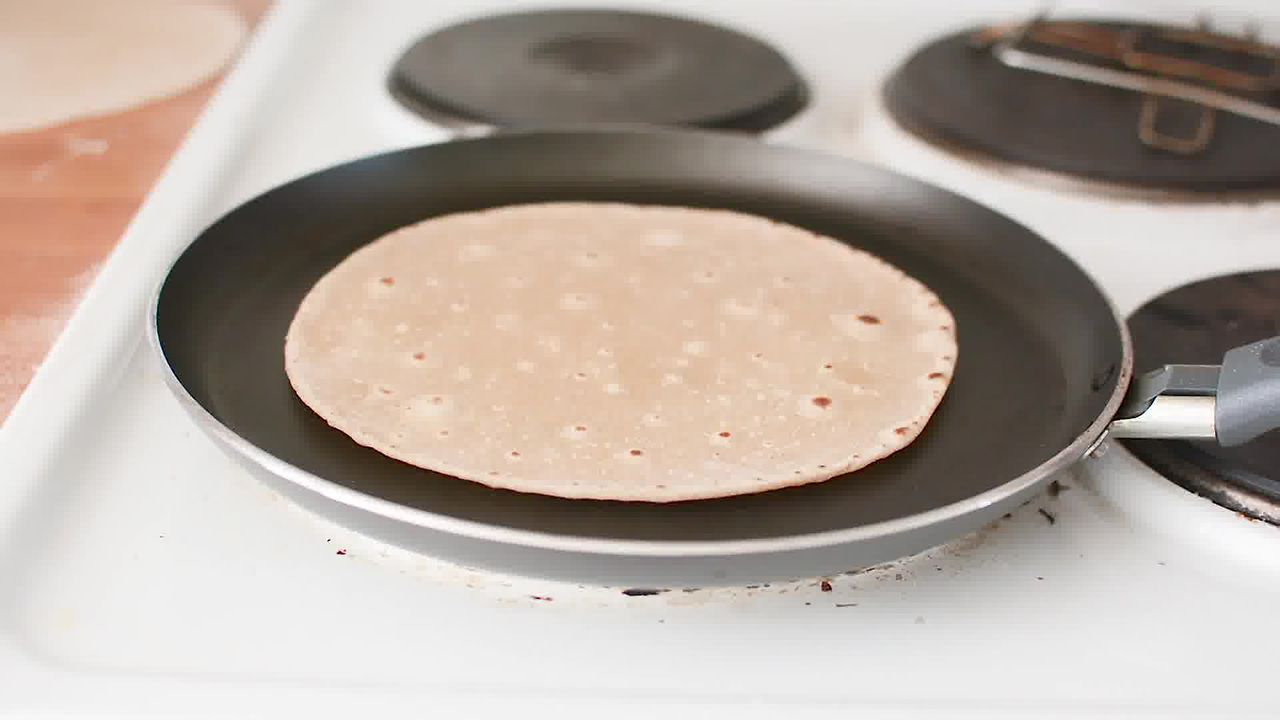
[1109,336,1280,446]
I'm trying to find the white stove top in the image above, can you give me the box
[3,1,1279,716]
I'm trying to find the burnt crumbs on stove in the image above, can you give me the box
[621,588,668,597]
[529,595,553,602]
[335,548,348,555]
[1038,508,1056,525]
[835,603,857,608]
[820,580,833,592]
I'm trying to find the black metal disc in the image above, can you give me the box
[155,129,1123,543]
[883,21,1280,192]
[389,9,807,132]
[1123,271,1280,523]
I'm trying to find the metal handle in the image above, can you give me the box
[1110,336,1280,446]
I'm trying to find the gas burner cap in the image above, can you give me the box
[390,9,807,133]
[882,19,1280,192]
[1122,271,1280,524]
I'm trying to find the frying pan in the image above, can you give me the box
[150,129,1280,586]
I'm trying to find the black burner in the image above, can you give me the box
[390,9,807,132]
[1123,271,1280,523]
[883,20,1280,192]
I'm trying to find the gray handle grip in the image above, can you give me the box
[1109,335,1280,446]
[1216,337,1280,446]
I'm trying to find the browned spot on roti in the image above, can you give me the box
[857,314,880,324]
[812,396,832,408]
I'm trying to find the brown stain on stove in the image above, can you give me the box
[939,514,1008,559]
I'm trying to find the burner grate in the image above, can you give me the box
[883,17,1280,190]
[973,16,1280,154]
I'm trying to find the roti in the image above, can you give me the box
[285,203,956,502]
[0,0,245,134]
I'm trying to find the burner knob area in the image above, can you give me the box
[1217,337,1280,447]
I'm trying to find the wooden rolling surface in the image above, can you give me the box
[0,1,270,423]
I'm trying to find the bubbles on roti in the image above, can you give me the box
[285,203,957,502]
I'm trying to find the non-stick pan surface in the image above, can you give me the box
[155,129,1124,548]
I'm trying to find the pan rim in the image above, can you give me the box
[147,272,1132,560]
[148,128,1134,558]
